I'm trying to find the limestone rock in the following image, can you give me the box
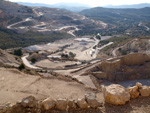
[21,96,37,107]
[121,53,150,66]
[56,99,68,111]
[77,98,88,109]
[100,59,121,72]
[136,82,142,89]
[128,86,139,99]
[92,72,107,79]
[103,84,130,105]
[68,99,77,109]
[85,92,101,108]
[41,98,55,110]
[139,86,150,97]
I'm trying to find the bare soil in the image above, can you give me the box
[0,67,92,105]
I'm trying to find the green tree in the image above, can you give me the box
[61,53,69,58]
[14,49,22,56]
[69,52,76,58]
[18,63,25,70]
[31,58,37,63]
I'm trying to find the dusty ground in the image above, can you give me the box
[35,59,79,69]
[0,68,150,113]
[0,67,93,105]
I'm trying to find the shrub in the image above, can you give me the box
[69,52,76,58]
[18,63,25,70]
[31,58,37,63]
[14,49,22,56]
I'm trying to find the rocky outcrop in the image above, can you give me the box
[121,53,150,66]
[0,49,20,67]
[99,59,121,72]
[128,86,139,99]
[91,53,150,82]
[103,84,130,105]
[85,92,102,108]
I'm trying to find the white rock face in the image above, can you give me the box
[41,98,55,110]
[139,86,150,97]
[85,92,101,108]
[103,84,130,105]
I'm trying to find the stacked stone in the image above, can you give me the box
[0,93,102,112]
[103,83,150,105]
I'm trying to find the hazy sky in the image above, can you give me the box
[9,0,150,7]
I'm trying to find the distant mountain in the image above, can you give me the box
[80,7,150,24]
[104,3,150,9]
[17,2,91,12]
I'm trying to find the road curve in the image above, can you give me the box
[21,55,41,69]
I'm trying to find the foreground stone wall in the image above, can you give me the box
[103,83,150,105]
[0,92,102,113]
[0,83,150,112]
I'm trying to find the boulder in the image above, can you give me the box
[21,96,37,107]
[41,98,55,110]
[77,98,88,109]
[103,84,130,105]
[56,99,68,111]
[121,53,150,66]
[100,59,121,72]
[136,82,142,89]
[68,99,77,109]
[85,92,101,108]
[128,86,139,99]
[139,86,150,97]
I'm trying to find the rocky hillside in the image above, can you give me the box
[80,7,150,36]
[0,0,106,33]
[0,0,107,49]
[116,38,150,56]
[0,49,20,67]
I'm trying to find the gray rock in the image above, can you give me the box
[85,92,101,108]
[21,96,37,107]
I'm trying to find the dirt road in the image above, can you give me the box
[21,55,41,69]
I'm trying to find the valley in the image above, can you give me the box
[0,0,150,112]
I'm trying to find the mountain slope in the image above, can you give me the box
[104,3,150,9]
[0,0,107,49]
[80,7,150,24]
